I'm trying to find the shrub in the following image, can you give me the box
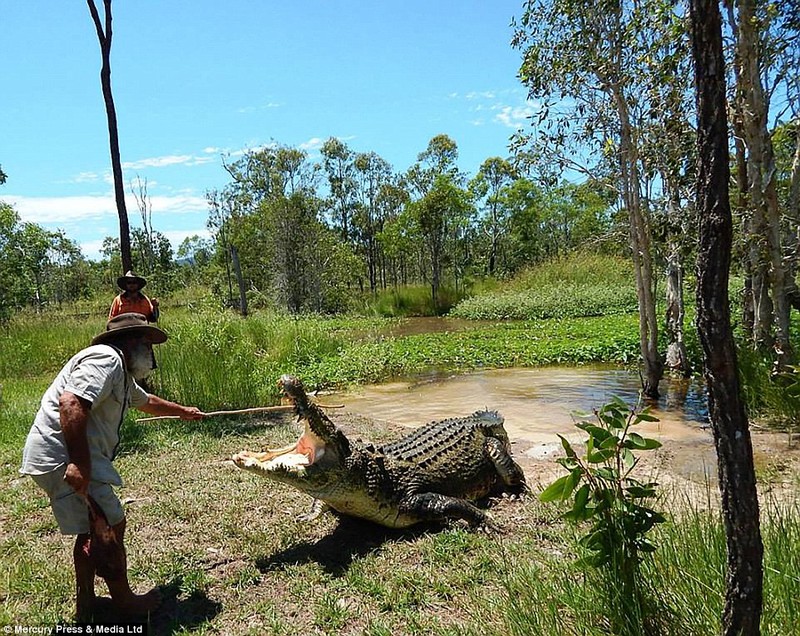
[540,397,666,636]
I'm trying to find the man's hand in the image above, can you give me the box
[180,406,205,420]
[64,462,91,497]
[140,394,205,420]
[60,391,92,496]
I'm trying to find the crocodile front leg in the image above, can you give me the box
[399,492,489,526]
[484,437,527,492]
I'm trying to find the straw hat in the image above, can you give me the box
[91,313,167,346]
[116,271,147,290]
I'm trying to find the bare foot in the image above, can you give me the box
[115,587,162,616]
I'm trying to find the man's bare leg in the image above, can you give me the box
[97,518,161,615]
[74,533,96,622]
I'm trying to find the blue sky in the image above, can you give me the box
[1,1,534,261]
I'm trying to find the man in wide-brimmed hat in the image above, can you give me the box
[108,271,159,323]
[20,313,205,622]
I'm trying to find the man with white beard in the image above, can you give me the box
[20,312,205,622]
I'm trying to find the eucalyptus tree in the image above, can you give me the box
[404,135,471,311]
[87,0,132,272]
[690,0,764,631]
[320,137,357,242]
[212,145,358,313]
[512,0,690,398]
[727,0,798,366]
[469,157,517,276]
[0,203,23,322]
[377,188,416,288]
[503,177,547,272]
[44,234,89,306]
[0,208,86,312]
[775,120,800,309]
[130,176,159,275]
[176,234,213,287]
[404,134,463,198]
[407,175,473,312]
[543,181,616,259]
[352,151,394,293]
[637,11,697,377]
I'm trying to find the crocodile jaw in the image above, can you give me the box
[233,449,312,475]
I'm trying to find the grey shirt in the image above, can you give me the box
[20,344,149,486]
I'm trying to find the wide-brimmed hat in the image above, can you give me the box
[117,271,147,290]
[91,312,167,346]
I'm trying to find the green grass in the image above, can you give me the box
[7,439,792,636]
[449,283,640,320]
[367,284,465,317]
[450,254,642,321]
[302,315,641,388]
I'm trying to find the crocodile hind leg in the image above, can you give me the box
[399,492,488,526]
[484,437,527,493]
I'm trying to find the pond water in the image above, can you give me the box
[330,365,718,479]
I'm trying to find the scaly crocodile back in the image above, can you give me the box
[380,409,508,465]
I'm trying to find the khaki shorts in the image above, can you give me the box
[30,467,125,535]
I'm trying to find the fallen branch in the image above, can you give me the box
[135,402,344,423]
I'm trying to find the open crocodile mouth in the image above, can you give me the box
[232,416,327,473]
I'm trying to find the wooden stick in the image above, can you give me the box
[134,402,344,423]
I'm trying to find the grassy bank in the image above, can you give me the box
[0,308,642,426]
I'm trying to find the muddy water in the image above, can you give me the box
[332,366,719,481]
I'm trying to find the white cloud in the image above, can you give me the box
[237,102,281,113]
[6,195,115,224]
[122,155,194,169]
[6,193,208,226]
[72,171,103,183]
[4,193,212,261]
[162,228,211,248]
[494,104,538,129]
[299,137,325,152]
[465,91,496,100]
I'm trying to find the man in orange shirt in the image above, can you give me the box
[108,272,159,323]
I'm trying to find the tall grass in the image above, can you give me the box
[0,312,104,379]
[149,309,388,409]
[368,284,464,317]
[511,252,635,289]
[450,254,642,320]
[476,497,799,636]
[643,496,800,635]
[737,345,800,428]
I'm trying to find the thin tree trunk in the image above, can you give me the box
[786,122,800,310]
[737,0,791,365]
[665,245,689,375]
[664,180,690,376]
[725,1,756,340]
[230,244,248,317]
[87,0,132,272]
[615,91,663,398]
[690,1,764,633]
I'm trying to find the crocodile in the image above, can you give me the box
[232,374,527,528]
